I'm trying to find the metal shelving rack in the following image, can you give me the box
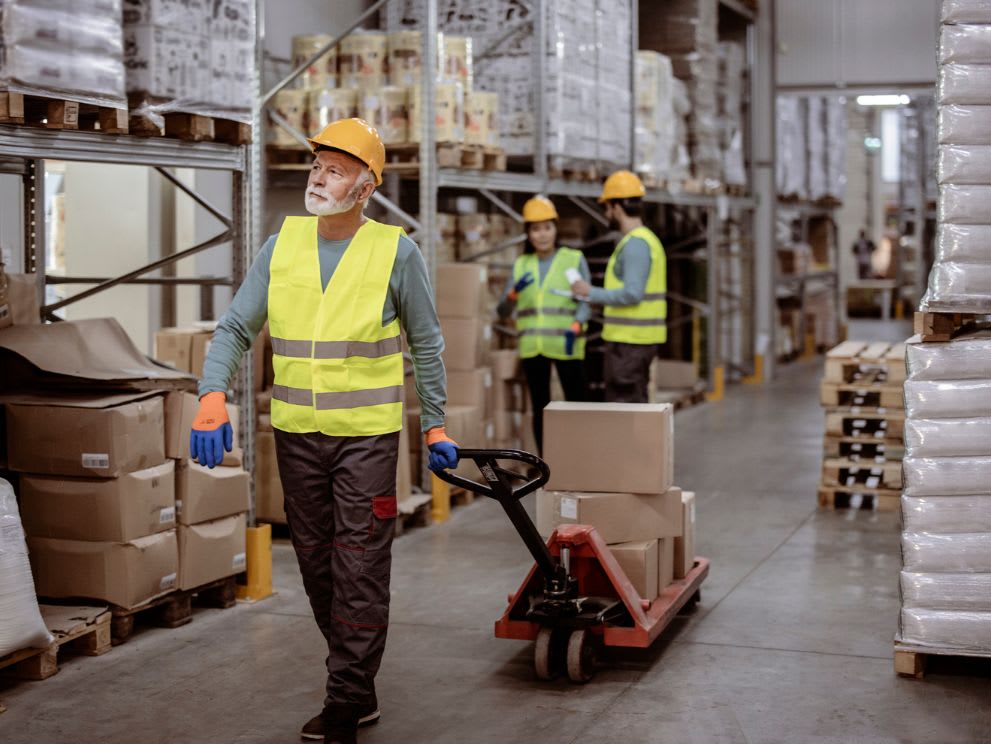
[254,0,760,394]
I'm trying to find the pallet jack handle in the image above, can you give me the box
[433,449,567,589]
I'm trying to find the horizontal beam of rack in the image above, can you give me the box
[0,126,245,171]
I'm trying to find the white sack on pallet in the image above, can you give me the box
[806,97,827,201]
[940,23,991,65]
[902,532,991,572]
[776,96,807,199]
[905,379,991,418]
[900,608,991,651]
[939,64,991,105]
[904,456,991,496]
[939,184,991,223]
[934,223,991,262]
[907,330,991,380]
[926,263,991,310]
[906,417,991,457]
[0,478,54,657]
[942,0,991,24]
[903,495,991,533]
[938,144,991,183]
[825,97,847,202]
[902,571,991,612]
[939,104,991,145]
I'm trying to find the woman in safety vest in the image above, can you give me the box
[497,195,591,453]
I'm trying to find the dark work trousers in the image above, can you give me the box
[521,355,586,453]
[603,341,660,403]
[273,429,399,708]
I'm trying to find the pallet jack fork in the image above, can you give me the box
[434,449,709,682]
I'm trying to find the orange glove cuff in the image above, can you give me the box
[508,289,519,302]
[425,426,456,446]
[192,391,229,431]
[570,321,582,333]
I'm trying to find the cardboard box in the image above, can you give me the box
[154,327,212,374]
[257,413,273,432]
[536,488,683,543]
[441,317,492,371]
[609,539,659,599]
[435,263,489,318]
[164,391,240,460]
[190,332,212,377]
[255,430,286,523]
[651,359,698,390]
[673,491,696,579]
[543,402,674,494]
[256,388,272,414]
[28,530,179,609]
[19,462,176,542]
[6,272,40,325]
[490,349,520,381]
[447,368,494,417]
[175,460,250,525]
[658,536,675,590]
[6,394,165,478]
[178,513,247,591]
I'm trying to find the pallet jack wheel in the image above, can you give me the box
[534,627,564,680]
[565,629,597,683]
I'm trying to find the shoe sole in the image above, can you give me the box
[300,711,380,741]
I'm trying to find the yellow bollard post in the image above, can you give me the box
[237,523,274,602]
[803,330,816,359]
[743,353,764,385]
[705,365,725,402]
[432,474,451,524]
[894,298,905,320]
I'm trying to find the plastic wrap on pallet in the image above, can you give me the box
[635,51,676,180]
[900,608,991,652]
[905,379,991,418]
[943,0,991,23]
[926,263,991,310]
[776,96,807,200]
[906,417,991,457]
[934,223,991,263]
[825,97,847,202]
[902,531,991,572]
[938,144,991,183]
[939,104,991,144]
[940,23,991,65]
[939,64,991,105]
[903,495,991,533]
[902,571,991,612]
[0,478,54,657]
[0,0,126,109]
[806,97,828,202]
[939,184,991,223]
[904,456,991,496]
[124,0,254,127]
[907,330,991,380]
[718,42,746,187]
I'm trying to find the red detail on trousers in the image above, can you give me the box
[372,495,398,519]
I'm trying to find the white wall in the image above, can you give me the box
[264,0,367,60]
[776,0,940,89]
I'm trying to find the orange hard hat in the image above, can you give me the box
[308,117,385,185]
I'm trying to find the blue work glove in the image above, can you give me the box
[509,272,535,301]
[189,391,234,469]
[564,321,581,356]
[426,427,459,472]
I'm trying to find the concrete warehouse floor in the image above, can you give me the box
[4,320,991,743]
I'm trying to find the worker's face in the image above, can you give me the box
[604,202,620,231]
[305,150,373,216]
[527,220,556,255]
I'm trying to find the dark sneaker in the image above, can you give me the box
[323,704,358,744]
[300,697,380,740]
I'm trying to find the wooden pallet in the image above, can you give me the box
[109,575,238,645]
[379,142,507,174]
[823,340,907,385]
[821,457,902,490]
[823,435,904,462]
[820,371,904,409]
[130,112,251,145]
[824,408,905,441]
[653,384,708,410]
[914,311,980,343]
[0,90,127,133]
[548,164,600,182]
[396,492,433,536]
[0,605,111,681]
[895,641,991,679]
[817,485,901,511]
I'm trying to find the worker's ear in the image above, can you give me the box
[358,176,376,203]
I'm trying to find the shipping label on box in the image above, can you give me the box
[536,488,682,544]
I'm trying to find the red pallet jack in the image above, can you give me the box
[435,449,710,683]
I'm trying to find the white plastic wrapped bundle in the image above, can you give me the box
[776,96,807,199]
[0,478,53,657]
[906,417,991,457]
[934,223,991,262]
[940,23,991,64]
[902,571,991,611]
[942,0,991,24]
[907,330,991,379]
[939,104,991,144]
[927,263,991,308]
[939,184,991,222]
[904,379,991,418]
[635,51,676,179]
[825,97,847,202]
[904,456,991,496]
[939,64,991,105]
[903,495,991,532]
[938,144,991,183]
[806,97,827,201]
[900,608,991,651]
[902,532,991,571]
[0,0,126,109]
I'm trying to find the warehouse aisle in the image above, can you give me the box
[4,322,991,743]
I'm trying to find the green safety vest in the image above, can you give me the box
[513,247,586,360]
[602,226,667,345]
[268,216,404,437]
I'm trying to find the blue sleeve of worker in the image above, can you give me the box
[198,235,276,397]
[393,235,447,432]
[587,237,652,306]
[496,271,516,319]
[574,254,592,324]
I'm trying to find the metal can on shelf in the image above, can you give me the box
[270,89,309,146]
[339,31,388,89]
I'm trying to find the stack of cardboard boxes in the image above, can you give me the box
[536,402,696,599]
[489,349,537,455]
[154,325,216,378]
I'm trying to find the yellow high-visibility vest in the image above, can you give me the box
[513,247,586,360]
[602,226,667,345]
[268,216,404,437]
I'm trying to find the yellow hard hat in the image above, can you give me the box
[522,195,559,223]
[599,170,646,203]
[307,118,386,185]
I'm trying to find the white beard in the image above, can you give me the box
[304,189,357,216]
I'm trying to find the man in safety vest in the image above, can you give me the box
[187,118,457,744]
[571,170,666,403]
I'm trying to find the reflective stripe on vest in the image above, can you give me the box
[512,247,586,360]
[602,226,667,345]
[268,216,404,437]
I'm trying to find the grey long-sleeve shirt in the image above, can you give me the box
[587,236,652,306]
[496,251,593,321]
[199,229,447,432]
